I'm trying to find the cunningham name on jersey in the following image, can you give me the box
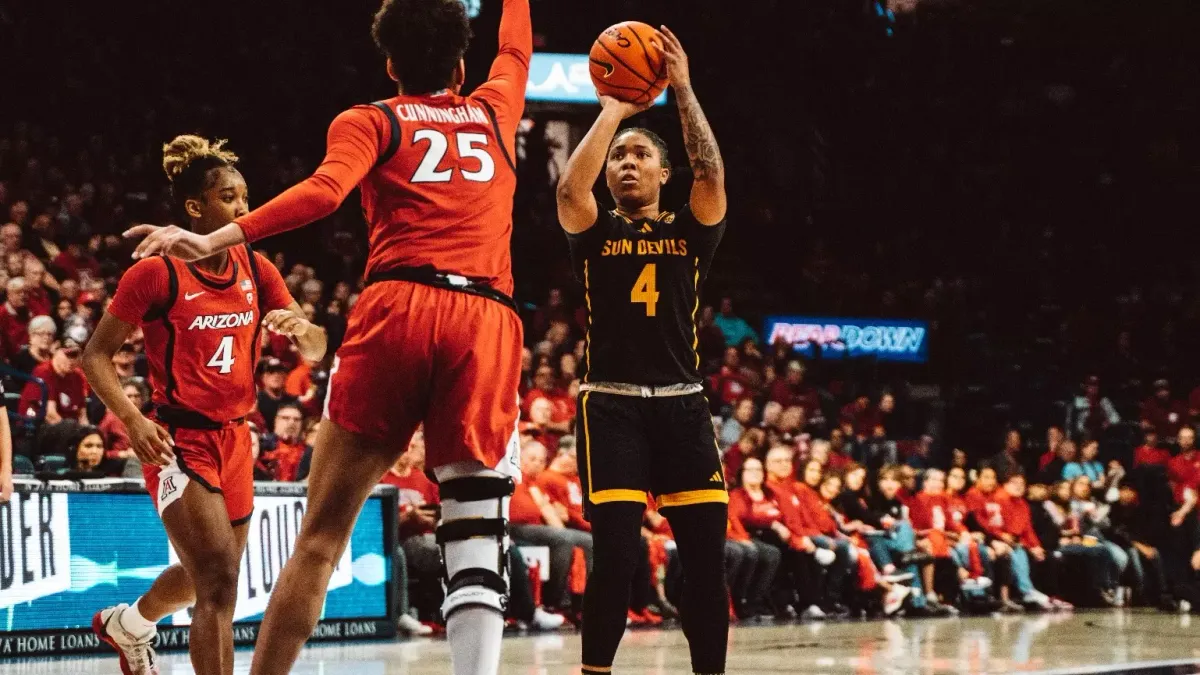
[188,311,256,330]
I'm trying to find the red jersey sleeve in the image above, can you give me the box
[469,0,532,148]
[107,258,171,326]
[254,252,295,311]
[236,107,383,243]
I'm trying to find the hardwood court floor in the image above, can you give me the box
[7,611,1200,675]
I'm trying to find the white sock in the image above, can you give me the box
[119,599,158,637]
[446,606,503,675]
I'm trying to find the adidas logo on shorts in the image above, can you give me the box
[709,471,723,483]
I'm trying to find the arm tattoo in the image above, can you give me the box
[678,87,724,181]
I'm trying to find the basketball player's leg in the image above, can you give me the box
[574,392,654,675]
[96,433,250,675]
[137,425,255,626]
[249,419,408,675]
[159,481,247,675]
[421,290,526,675]
[131,522,250,623]
[651,394,731,675]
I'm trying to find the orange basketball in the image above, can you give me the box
[589,21,669,105]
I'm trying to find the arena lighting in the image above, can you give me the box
[526,53,669,105]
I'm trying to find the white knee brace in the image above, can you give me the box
[435,471,515,619]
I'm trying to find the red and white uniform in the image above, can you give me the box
[107,246,292,523]
[232,0,532,470]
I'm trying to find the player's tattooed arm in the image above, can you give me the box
[657,26,726,225]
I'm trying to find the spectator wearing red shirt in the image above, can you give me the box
[1166,426,1200,509]
[523,363,572,421]
[19,337,87,425]
[52,240,102,283]
[536,436,590,533]
[256,403,311,482]
[1037,426,1065,473]
[0,277,31,361]
[509,438,593,612]
[840,395,880,440]
[97,379,148,462]
[1134,427,1171,468]
[772,360,820,422]
[379,430,440,636]
[1142,379,1190,442]
[21,258,55,318]
[709,347,751,413]
[965,468,1052,608]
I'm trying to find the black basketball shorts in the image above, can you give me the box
[575,391,729,515]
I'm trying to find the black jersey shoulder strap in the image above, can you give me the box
[476,99,516,173]
[370,102,403,168]
[156,255,181,404]
[142,255,179,323]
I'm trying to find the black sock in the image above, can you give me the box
[581,502,646,672]
[662,502,731,675]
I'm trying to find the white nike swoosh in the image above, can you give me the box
[184,292,205,300]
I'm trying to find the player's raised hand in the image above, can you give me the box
[127,415,175,467]
[263,308,311,338]
[598,94,652,120]
[124,224,216,261]
[656,26,690,91]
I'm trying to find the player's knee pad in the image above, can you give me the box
[435,470,516,619]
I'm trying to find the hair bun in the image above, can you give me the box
[162,135,238,182]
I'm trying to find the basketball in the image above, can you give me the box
[589,21,669,105]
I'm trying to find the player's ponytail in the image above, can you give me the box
[162,135,239,219]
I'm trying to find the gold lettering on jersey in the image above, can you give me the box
[396,103,489,126]
[187,311,256,330]
[601,239,689,257]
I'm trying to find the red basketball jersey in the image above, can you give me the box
[234,0,532,296]
[107,245,293,422]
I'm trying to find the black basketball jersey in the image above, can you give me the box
[566,204,726,386]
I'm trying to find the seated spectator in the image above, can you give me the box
[1038,439,1076,485]
[770,361,822,426]
[0,276,30,360]
[19,337,87,426]
[527,396,568,451]
[112,342,138,380]
[1108,480,1176,609]
[709,347,751,414]
[840,395,880,442]
[10,314,54,374]
[862,465,941,613]
[1143,379,1189,443]
[1066,375,1120,441]
[987,429,1024,483]
[1068,476,1128,600]
[720,398,757,450]
[378,430,437,634]
[1037,426,1065,474]
[256,357,298,430]
[1134,427,1171,468]
[722,427,765,484]
[713,297,757,347]
[96,378,147,462]
[1028,481,1105,607]
[1166,426,1200,512]
[777,405,808,447]
[535,436,590,532]
[910,469,994,602]
[1062,438,1105,485]
[730,456,824,617]
[723,483,780,620]
[52,239,101,283]
[21,258,55,317]
[965,468,1054,610]
[67,425,108,476]
[256,403,311,482]
[509,438,593,614]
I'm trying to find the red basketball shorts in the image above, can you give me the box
[143,423,255,526]
[325,280,523,472]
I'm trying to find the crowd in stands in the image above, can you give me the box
[3,0,1199,638]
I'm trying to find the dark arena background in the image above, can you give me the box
[3,0,1200,673]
